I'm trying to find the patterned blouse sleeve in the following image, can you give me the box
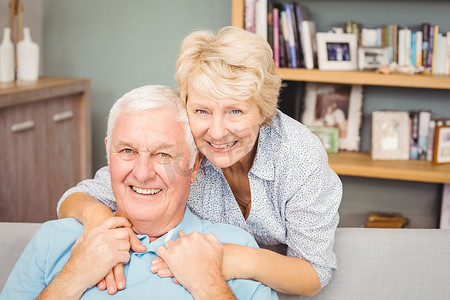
[56,166,116,217]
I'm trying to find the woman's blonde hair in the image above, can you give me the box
[175,26,281,126]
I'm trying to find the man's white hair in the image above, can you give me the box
[106,85,198,168]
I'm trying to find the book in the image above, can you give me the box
[418,110,431,160]
[426,120,436,161]
[301,20,317,70]
[283,3,298,68]
[409,111,420,160]
[280,10,293,68]
[244,0,256,33]
[427,24,435,69]
[398,27,411,66]
[431,25,439,74]
[267,0,274,50]
[410,31,416,66]
[272,7,279,67]
[293,3,309,68]
[421,23,430,67]
[415,30,422,66]
[365,211,408,228]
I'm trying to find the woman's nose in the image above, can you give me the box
[208,116,227,140]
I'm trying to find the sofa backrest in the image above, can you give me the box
[1,223,449,299]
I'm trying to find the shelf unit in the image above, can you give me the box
[232,0,450,184]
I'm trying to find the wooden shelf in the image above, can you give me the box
[329,152,450,183]
[276,68,450,89]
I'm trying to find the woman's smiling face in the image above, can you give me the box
[186,87,264,169]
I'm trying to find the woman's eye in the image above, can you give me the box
[231,109,242,115]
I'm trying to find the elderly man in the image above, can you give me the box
[0,85,277,300]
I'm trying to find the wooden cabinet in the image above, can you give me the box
[231,0,450,184]
[0,77,91,222]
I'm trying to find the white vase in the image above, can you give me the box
[0,27,15,83]
[17,27,39,81]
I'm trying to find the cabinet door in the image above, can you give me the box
[45,94,83,220]
[0,101,49,222]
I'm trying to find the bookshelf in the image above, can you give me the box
[232,0,450,185]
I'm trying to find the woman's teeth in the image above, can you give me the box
[209,141,237,149]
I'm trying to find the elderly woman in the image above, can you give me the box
[58,26,342,296]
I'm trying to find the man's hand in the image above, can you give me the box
[156,231,236,300]
[82,208,146,295]
[38,217,134,299]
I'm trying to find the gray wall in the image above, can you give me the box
[41,0,450,228]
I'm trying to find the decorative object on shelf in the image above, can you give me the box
[316,32,358,71]
[301,83,363,151]
[365,211,409,228]
[371,111,410,160]
[358,47,389,70]
[17,27,39,81]
[433,125,450,164]
[0,27,15,83]
[308,126,339,154]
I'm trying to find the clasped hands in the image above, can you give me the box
[76,217,227,296]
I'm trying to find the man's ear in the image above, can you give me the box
[104,137,110,165]
[190,153,203,184]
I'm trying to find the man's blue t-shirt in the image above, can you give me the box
[0,208,278,299]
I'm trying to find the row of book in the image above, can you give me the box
[244,1,450,74]
[360,23,450,75]
[409,111,450,161]
[245,0,313,69]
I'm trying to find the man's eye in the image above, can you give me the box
[121,148,134,154]
[195,109,208,115]
[153,153,173,164]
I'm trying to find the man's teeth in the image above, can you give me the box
[132,186,161,195]
[210,141,236,149]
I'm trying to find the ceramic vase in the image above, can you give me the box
[17,27,39,81]
[0,27,15,83]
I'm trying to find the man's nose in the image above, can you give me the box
[132,154,156,181]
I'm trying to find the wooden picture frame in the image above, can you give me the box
[308,126,339,154]
[433,125,450,164]
[301,83,364,151]
[358,47,389,70]
[371,111,410,160]
[316,32,358,71]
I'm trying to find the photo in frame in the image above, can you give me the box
[371,111,410,160]
[433,125,450,164]
[358,47,389,70]
[301,83,364,151]
[308,126,339,154]
[316,32,358,70]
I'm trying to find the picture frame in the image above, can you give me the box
[433,125,450,164]
[358,47,389,70]
[301,83,364,151]
[316,32,358,71]
[371,111,410,160]
[308,126,339,154]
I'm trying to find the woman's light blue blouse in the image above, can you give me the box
[57,110,342,288]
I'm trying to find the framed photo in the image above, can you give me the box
[358,47,389,70]
[433,125,450,164]
[316,32,358,71]
[371,111,410,160]
[301,83,364,151]
[308,126,339,154]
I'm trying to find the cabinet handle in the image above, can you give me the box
[11,120,35,132]
[53,110,74,122]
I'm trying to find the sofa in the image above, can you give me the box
[1,222,449,299]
